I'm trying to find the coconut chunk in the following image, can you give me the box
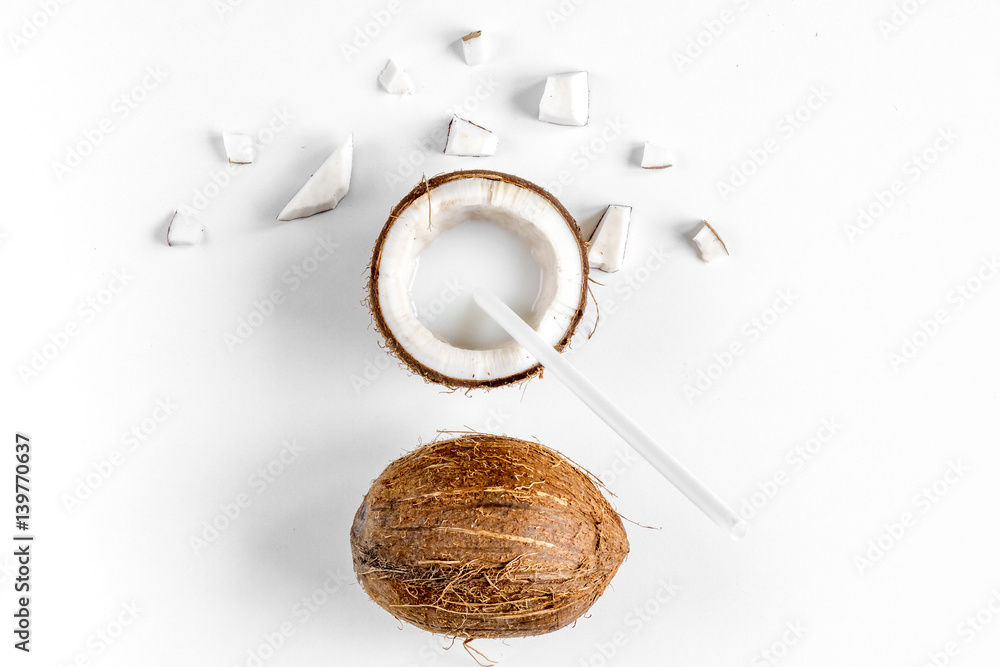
[443,117,498,157]
[166,211,204,246]
[641,142,672,169]
[277,134,353,221]
[693,221,730,262]
[223,131,255,164]
[461,30,486,66]
[538,72,589,126]
[378,59,415,94]
[588,205,631,273]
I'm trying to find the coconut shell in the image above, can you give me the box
[367,170,589,389]
[350,434,629,639]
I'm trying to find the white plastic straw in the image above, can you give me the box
[473,288,748,541]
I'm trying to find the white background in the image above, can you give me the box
[4,0,1000,665]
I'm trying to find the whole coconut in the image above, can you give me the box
[350,434,629,639]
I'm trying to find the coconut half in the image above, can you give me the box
[369,170,588,388]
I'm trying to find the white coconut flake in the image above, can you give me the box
[277,134,353,221]
[443,117,498,157]
[166,210,204,246]
[538,71,589,126]
[693,221,730,262]
[588,205,631,273]
[641,142,672,169]
[223,131,255,164]
[378,59,415,94]
[461,30,486,66]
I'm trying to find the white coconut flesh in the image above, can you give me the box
[461,30,486,66]
[223,131,255,164]
[588,205,631,273]
[538,71,589,126]
[375,176,586,384]
[277,134,353,221]
[444,116,498,156]
[378,59,415,94]
[693,221,730,262]
[641,142,672,169]
[166,210,204,246]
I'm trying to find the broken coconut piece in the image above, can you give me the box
[223,132,255,165]
[641,142,672,169]
[538,71,589,126]
[166,210,204,246]
[588,205,631,273]
[693,221,730,262]
[443,116,498,157]
[461,30,486,66]
[277,134,353,221]
[378,59,415,94]
[368,170,589,389]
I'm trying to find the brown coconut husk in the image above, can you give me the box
[367,170,589,390]
[350,434,629,639]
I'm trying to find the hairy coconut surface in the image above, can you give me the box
[368,170,589,390]
[350,434,629,639]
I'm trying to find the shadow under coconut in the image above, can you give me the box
[628,142,645,168]
[513,79,546,121]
